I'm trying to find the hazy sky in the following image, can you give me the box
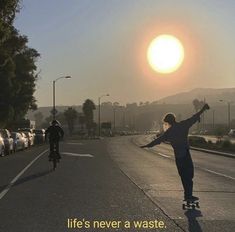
[14,0,235,107]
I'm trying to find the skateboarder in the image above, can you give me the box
[140,103,210,201]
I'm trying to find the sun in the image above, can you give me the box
[147,34,184,74]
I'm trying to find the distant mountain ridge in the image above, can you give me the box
[157,87,235,104]
[27,87,235,120]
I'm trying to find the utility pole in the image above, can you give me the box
[52,76,71,120]
[113,107,116,133]
[212,110,215,133]
[98,94,109,136]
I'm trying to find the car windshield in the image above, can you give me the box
[0,130,8,138]
[34,130,44,134]
[11,133,17,139]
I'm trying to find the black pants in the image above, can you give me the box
[175,151,194,199]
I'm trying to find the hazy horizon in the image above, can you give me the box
[14,0,235,107]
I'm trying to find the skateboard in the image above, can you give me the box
[182,199,200,210]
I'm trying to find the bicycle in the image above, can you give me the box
[50,142,60,171]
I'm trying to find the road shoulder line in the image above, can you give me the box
[0,149,48,200]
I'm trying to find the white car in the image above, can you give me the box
[19,132,29,149]
[11,132,26,152]
[0,129,14,155]
[0,134,5,156]
[228,129,235,137]
[24,132,34,147]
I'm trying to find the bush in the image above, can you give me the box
[221,140,232,148]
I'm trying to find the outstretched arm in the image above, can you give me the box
[140,133,167,148]
[182,103,210,128]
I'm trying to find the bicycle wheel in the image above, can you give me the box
[53,158,57,170]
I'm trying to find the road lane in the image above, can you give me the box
[136,135,235,179]
[107,136,235,231]
[0,149,48,200]
[0,145,48,193]
[0,140,182,232]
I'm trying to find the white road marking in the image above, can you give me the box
[62,152,93,157]
[0,149,48,200]
[155,151,235,180]
[202,168,235,181]
[66,143,83,145]
[158,152,170,158]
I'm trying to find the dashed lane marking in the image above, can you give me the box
[62,152,93,157]
[66,143,83,145]
[157,152,171,158]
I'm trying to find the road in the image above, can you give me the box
[0,136,234,232]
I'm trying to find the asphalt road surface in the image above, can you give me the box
[0,136,234,232]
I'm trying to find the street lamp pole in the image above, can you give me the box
[212,110,215,132]
[53,80,56,120]
[52,76,71,120]
[113,107,116,133]
[219,100,232,132]
[228,102,231,131]
[98,94,109,136]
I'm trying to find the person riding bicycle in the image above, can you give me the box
[45,120,64,161]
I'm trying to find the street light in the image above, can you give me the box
[52,75,71,120]
[98,94,109,136]
[219,99,232,132]
[113,106,116,134]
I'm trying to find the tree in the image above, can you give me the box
[78,114,86,131]
[192,99,204,131]
[192,99,204,112]
[41,112,66,129]
[64,107,78,135]
[82,99,96,135]
[0,0,40,127]
[34,111,44,128]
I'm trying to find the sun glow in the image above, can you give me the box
[147,34,184,74]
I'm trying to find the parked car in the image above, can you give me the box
[18,128,35,144]
[11,132,26,152]
[228,129,235,137]
[18,128,34,133]
[0,129,14,155]
[33,129,45,144]
[18,132,29,149]
[23,131,34,147]
[0,133,5,156]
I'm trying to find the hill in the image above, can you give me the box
[157,88,235,104]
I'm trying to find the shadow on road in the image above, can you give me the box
[184,209,203,232]
[14,170,52,186]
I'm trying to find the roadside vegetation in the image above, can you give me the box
[188,136,235,153]
[0,0,40,128]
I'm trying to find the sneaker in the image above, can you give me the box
[184,196,199,202]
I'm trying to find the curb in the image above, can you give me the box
[190,146,235,159]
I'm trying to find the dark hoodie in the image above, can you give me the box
[145,109,205,158]
[45,125,64,142]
